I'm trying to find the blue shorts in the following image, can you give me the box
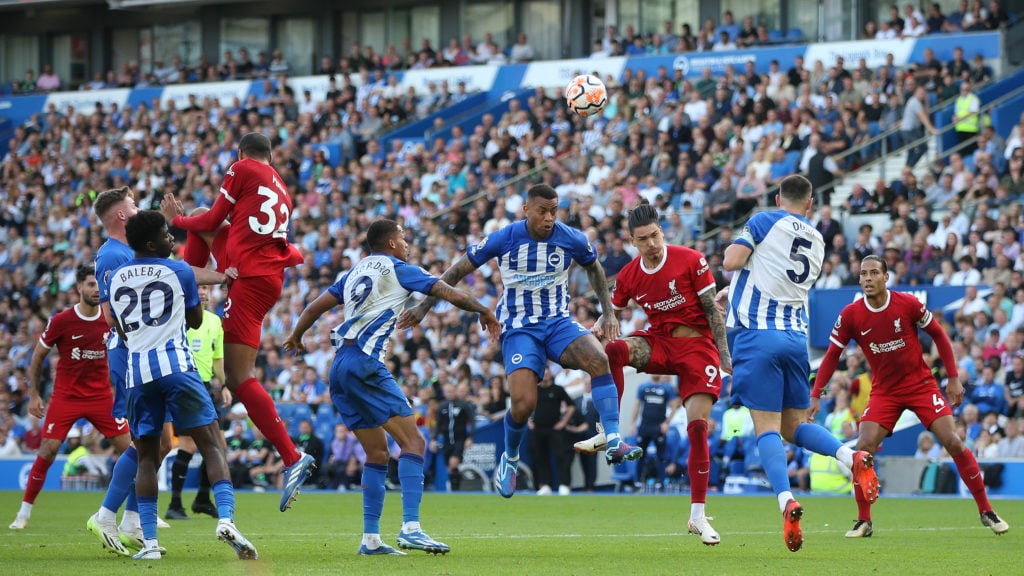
[329,345,413,430]
[500,316,591,380]
[731,329,811,412]
[109,345,128,419]
[127,371,216,437]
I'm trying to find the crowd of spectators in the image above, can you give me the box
[0,6,1021,493]
[7,2,1015,95]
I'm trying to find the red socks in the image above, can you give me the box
[23,457,53,504]
[235,377,301,466]
[687,420,710,505]
[952,449,991,514]
[604,340,628,403]
[854,482,872,521]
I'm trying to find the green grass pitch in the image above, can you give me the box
[1,490,1019,575]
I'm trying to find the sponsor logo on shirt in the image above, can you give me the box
[868,338,906,355]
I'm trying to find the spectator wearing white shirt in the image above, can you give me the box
[951,255,982,286]
[585,155,612,187]
[711,31,737,51]
[815,260,843,289]
[509,33,537,63]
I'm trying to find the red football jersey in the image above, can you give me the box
[174,158,303,277]
[39,305,110,399]
[829,290,935,392]
[611,245,717,338]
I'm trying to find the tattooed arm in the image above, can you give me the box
[397,254,480,329]
[699,288,732,375]
[585,261,621,342]
[428,280,501,342]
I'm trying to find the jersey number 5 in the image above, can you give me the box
[786,238,813,283]
[249,185,290,239]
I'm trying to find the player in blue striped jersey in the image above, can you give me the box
[109,210,256,561]
[400,184,643,499]
[717,175,876,552]
[284,219,500,555]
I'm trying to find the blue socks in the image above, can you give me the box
[362,463,387,534]
[104,445,137,513]
[398,454,424,524]
[138,495,158,540]
[793,423,843,457]
[590,374,620,436]
[503,412,527,460]
[212,479,234,521]
[757,431,792,495]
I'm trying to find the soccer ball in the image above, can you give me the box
[565,74,607,117]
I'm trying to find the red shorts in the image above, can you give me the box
[860,379,953,432]
[223,273,284,348]
[632,331,722,402]
[42,394,128,440]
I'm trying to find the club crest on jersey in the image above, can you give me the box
[894,318,902,333]
[668,279,679,296]
[470,237,487,257]
[547,251,563,268]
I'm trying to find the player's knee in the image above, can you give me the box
[605,339,629,366]
[38,440,60,461]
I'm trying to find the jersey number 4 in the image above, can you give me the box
[786,238,813,283]
[114,281,173,332]
[249,185,290,239]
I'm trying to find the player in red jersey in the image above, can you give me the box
[809,255,1010,537]
[9,265,132,530]
[160,132,314,512]
[575,203,731,545]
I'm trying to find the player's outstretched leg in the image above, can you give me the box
[949,448,1009,534]
[10,452,57,529]
[783,498,804,552]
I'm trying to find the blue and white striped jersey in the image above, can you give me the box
[108,257,199,389]
[329,254,438,362]
[96,238,135,352]
[467,221,596,330]
[726,210,823,333]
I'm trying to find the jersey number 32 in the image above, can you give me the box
[249,185,291,239]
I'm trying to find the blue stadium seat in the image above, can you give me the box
[276,403,296,421]
[316,403,335,421]
[927,92,938,107]
[292,403,312,424]
[768,30,784,43]
[315,420,335,453]
[786,28,804,42]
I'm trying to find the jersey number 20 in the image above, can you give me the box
[114,281,173,333]
[249,185,290,239]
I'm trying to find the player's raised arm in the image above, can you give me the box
[170,194,231,233]
[427,280,501,342]
[583,260,619,341]
[283,291,341,356]
[397,253,479,329]
[722,243,752,271]
[25,340,52,418]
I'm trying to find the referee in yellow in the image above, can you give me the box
[166,284,227,520]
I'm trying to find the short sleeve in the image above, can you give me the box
[829,306,853,348]
[328,272,350,304]
[734,212,775,250]
[693,252,716,294]
[39,314,60,349]
[96,256,114,303]
[211,315,225,360]
[569,227,597,267]
[394,260,439,295]
[910,295,933,328]
[220,162,242,204]
[467,226,508,267]
[175,262,200,309]
[611,267,631,310]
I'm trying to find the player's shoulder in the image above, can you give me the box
[666,244,705,263]
[890,289,925,310]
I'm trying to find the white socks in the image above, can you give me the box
[777,491,795,512]
[690,503,705,521]
[362,534,383,548]
[836,445,855,468]
[18,502,32,517]
[401,521,421,534]
[120,510,140,531]
[96,507,116,524]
